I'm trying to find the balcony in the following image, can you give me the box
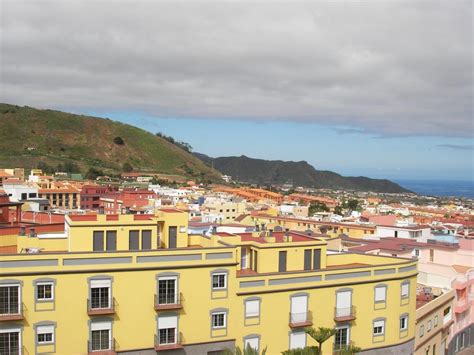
[154,293,183,311]
[334,306,356,322]
[87,298,116,316]
[455,299,469,314]
[0,304,24,322]
[154,332,184,351]
[289,311,313,328]
[88,338,117,355]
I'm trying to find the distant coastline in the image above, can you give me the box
[395,179,474,198]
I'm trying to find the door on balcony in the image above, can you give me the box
[90,321,112,351]
[290,295,308,323]
[335,326,350,349]
[336,290,351,317]
[90,280,111,309]
[157,315,178,345]
[289,330,306,349]
[241,247,247,269]
[169,226,177,249]
[0,285,20,315]
[0,330,20,354]
[158,277,177,305]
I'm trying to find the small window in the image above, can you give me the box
[212,273,227,290]
[375,286,387,303]
[401,282,410,299]
[212,312,226,329]
[129,230,139,250]
[434,315,439,327]
[36,324,54,344]
[244,336,259,351]
[93,231,104,251]
[106,231,117,251]
[419,325,424,337]
[141,230,152,250]
[90,322,112,351]
[245,299,260,318]
[400,315,408,330]
[373,319,385,335]
[427,320,432,331]
[36,282,54,301]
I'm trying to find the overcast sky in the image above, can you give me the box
[1,1,473,180]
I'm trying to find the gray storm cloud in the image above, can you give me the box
[1,0,472,137]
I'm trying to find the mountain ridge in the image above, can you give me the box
[194,153,411,193]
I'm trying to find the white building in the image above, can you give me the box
[2,181,39,202]
[376,224,431,242]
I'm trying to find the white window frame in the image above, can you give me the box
[212,273,227,290]
[157,315,178,345]
[373,320,385,335]
[427,320,432,331]
[157,276,178,305]
[434,315,439,327]
[419,325,425,337]
[90,279,112,309]
[401,282,410,299]
[36,282,54,301]
[443,307,452,324]
[211,312,227,329]
[0,284,21,315]
[0,327,22,354]
[374,286,387,303]
[244,336,259,352]
[289,330,306,350]
[90,321,112,351]
[36,325,54,345]
[400,315,408,330]
[335,325,350,347]
[245,299,260,318]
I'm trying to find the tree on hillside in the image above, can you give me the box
[85,167,104,180]
[342,199,362,212]
[122,162,133,172]
[36,162,55,174]
[333,205,343,215]
[113,136,125,145]
[308,201,329,215]
[63,161,80,173]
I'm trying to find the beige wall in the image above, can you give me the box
[415,289,455,354]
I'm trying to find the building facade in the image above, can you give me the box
[0,212,417,354]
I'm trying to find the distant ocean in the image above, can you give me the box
[394,179,474,198]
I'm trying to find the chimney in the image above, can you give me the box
[19,226,26,236]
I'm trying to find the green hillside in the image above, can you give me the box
[0,103,220,181]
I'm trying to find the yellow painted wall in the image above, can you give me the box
[0,218,416,355]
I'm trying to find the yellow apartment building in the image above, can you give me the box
[415,290,455,355]
[251,214,376,238]
[0,211,416,354]
[202,200,247,223]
